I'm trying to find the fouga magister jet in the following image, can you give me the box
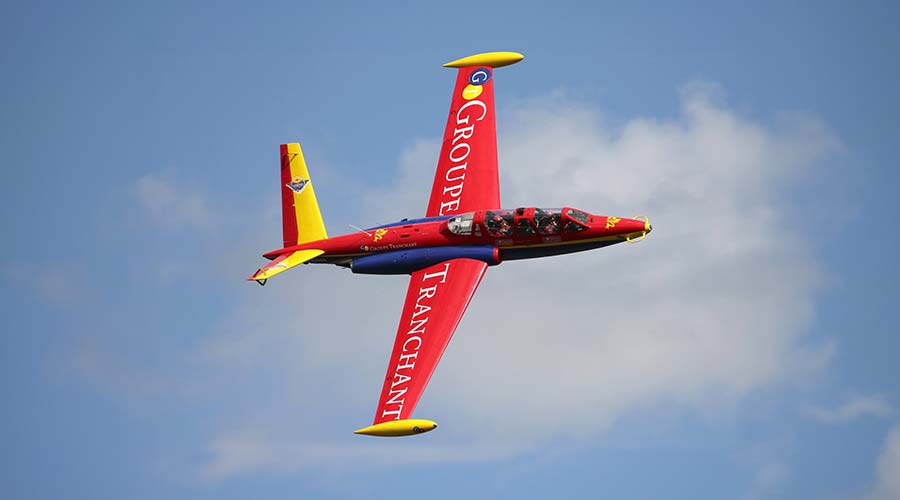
[249,51,652,437]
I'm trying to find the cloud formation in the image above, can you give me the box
[742,461,790,500]
[135,173,215,229]
[191,83,840,477]
[809,394,897,423]
[867,425,900,500]
[4,264,90,309]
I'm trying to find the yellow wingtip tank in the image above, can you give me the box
[353,419,438,437]
[443,51,524,68]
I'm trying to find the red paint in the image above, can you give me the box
[261,208,648,261]
[373,259,488,423]
[280,144,299,247]
[426,67,499,217]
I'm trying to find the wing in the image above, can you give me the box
[371,258,488,424]
[357,53,521,437]
[425,52,524,217]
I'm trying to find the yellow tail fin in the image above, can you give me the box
[280,143,327,246]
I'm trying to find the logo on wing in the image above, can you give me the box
[468,67,491,85]
[286,176,310,194]
[461,67,491,101]
[380,263,452,420]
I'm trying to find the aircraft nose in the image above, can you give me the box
[623,217,648,233]
[635,215,651,233]
[624,215,651,243]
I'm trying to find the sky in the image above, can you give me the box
[2,2,899,499]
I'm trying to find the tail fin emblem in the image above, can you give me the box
[286,177,310,194]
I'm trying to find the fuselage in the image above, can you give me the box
[262,207,651,274]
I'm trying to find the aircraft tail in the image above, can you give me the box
[280,143,328,246]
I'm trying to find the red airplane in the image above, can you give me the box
[249,52,652,437]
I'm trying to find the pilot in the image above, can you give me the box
[488,213,512,237]
[498,217,512,237]
[535,210,560,235]
[486,213,500,235]
[564,220,583,233]
[544,218,559,234]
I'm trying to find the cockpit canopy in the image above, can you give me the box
[446,212,476,235]
[445,208,592,238]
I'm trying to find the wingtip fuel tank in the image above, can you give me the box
[353,419,438,437]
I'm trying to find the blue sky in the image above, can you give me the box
[2,2,899,499]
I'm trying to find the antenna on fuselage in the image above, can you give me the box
[349,224,372,237]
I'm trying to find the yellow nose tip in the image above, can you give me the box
[627,215,651,244]
[634,215,651,233]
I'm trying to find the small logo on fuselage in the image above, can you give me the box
[286,177,310,194]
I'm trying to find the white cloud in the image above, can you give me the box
[809,395,897,423]
[183,83,840,478]
[201,431,522,481]
[67,337,165,397]
[3,263,90,308]
[867,425,900,500]
[742,461,790,500]
[419,85,836,438]
[135,173,215,229]
[736,436,794,500]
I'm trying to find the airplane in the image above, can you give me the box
[248,51,652,437]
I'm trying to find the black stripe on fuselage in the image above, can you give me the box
[500,239,623,260]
